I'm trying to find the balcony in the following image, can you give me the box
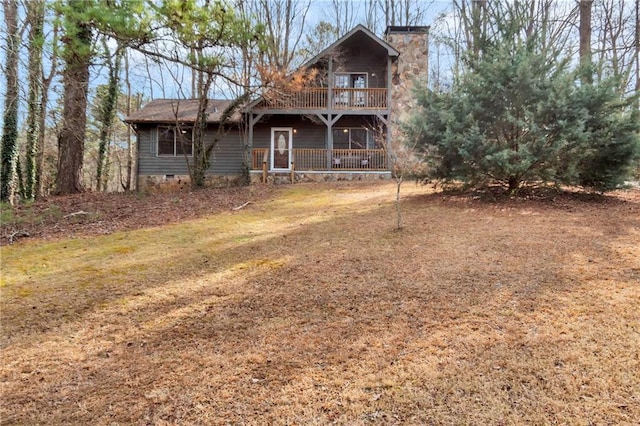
[251,148,388,172]
[255,88,388,111]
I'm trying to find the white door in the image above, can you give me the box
[271,128,293,171]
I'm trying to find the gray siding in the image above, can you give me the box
[137,124,244,176]
[209,130,244,175]
[334,34,388,89]
[253,116,327,150]
[334,116,379,129]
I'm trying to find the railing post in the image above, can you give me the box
[290,150,295,183]
[262,149,269,183]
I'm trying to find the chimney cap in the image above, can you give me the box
[385,26,430,35]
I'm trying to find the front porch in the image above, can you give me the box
[251,148,388,172]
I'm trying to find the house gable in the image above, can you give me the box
[302,24,399,70]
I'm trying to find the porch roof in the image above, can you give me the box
[125,99,241,124]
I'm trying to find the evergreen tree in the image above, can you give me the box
[404,2,639,194]
[54,0,150,195]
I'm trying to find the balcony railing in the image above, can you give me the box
[332,88,388,110]
[251,148,388,171]
[256,88,388,110]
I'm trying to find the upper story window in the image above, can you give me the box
[157,126,193,156]
[334,73,367,89]
[334,73,368,107]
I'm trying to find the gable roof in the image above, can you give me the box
[126,25,399,121]
[244,24,398,111]
[302,24,399,69]
[125,99,239,124]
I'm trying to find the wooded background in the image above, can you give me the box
[0,0,638,200]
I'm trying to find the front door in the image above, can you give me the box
[271,127,293,171]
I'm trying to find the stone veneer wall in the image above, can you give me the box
[385,27,429,124]
[139,174,247,192]
[249,172,391,184]
[139,172,391,191]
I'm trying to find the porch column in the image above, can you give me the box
[386,55,394,169]
[328,56,333,109]
[318,113,343,170]
[248,113,264,170]
[327,117,333,170]
[317,114,333,170]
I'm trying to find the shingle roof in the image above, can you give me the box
[124,99,239,124]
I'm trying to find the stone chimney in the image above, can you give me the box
[385,26,429,123]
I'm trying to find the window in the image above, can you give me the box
[157,126,193,156]
[334,73,367,89]
[334,73,368,107]
[333,128,370,150]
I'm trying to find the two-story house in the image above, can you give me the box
[125,25,429,190]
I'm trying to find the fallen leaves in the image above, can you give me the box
[1,182,639,424]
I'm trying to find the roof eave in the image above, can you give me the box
[301,24,399,70]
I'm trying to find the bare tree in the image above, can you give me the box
[378,0,432,27]
[36,8,59,198]
[371,120,427,231]
[248,0,311,72]
[95,38,123,191]
[24,0,45,200]
[331,0,360,36]
[122,50,137,191]
[592,0,638,95]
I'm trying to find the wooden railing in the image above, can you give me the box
[332,88,388,110]
[258,88,327,109]
[331,149,387,170]
[256,87,388,110]
[251,148,387,171]
[252,148,269,171]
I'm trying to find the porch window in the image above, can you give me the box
[157,126,193,156]
[334,73,367,89]
[333,128,371,150]
[334,73,368,107]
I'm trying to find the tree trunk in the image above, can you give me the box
[1,0,20,203]
[36,20,58,198]
[190,86,212,189]
[634,0,640,109]
[124,51,133,191]
[579,0,593,84]
[96,41,121,191]
[25,0,45,200]
[395,175,403,230]
[55,0,92,195]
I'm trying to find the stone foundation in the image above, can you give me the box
[138,172,390,191]
[138,174,247,193]
[249,171,391,185]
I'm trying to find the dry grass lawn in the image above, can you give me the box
[1,182,639,425]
